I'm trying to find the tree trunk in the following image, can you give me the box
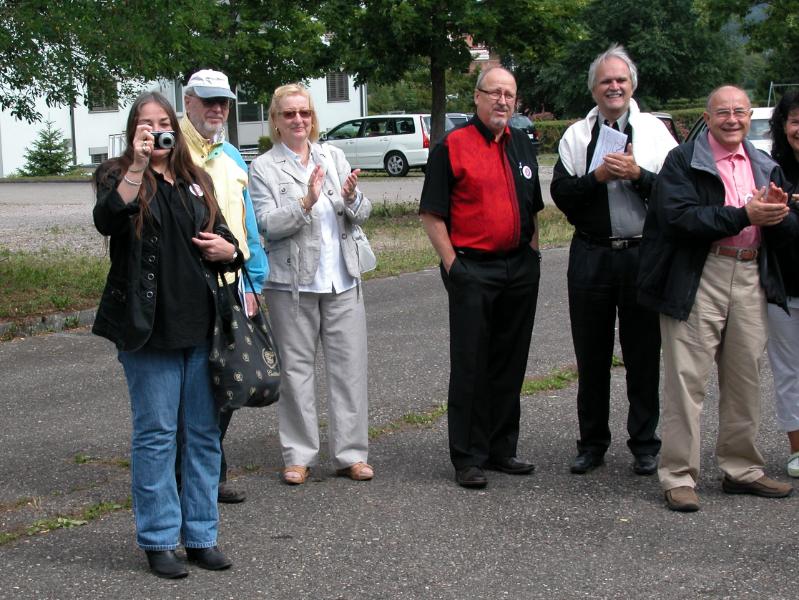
[429,56,447,146]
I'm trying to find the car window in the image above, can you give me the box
[392,117,415,136]
[749,118,771,141]
[364,119,389,137]
[326,120,363,140]
[509,114,533,128]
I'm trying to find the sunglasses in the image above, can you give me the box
[198,97,232,108]
[280,109,313,119]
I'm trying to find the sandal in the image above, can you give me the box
[282,465,310,485]
[336,462,374,481]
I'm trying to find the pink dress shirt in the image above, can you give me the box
[708,134,760,249]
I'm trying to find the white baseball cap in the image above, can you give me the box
[185,69,237,100]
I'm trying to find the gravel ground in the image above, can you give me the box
[0,182,105,256]
[0,168,554,257]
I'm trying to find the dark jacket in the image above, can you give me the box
[637,133,797,320]
[92,166,242,351]
[769,162,799,298]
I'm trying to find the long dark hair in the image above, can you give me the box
[94,91,218,236]
[770,90,799,177]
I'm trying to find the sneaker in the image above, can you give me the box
[787,452,799,478]
[721,475,793,498]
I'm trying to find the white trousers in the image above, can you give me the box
[766,302,799,432]
[265,286,369,469]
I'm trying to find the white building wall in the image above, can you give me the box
[307,76,366,134]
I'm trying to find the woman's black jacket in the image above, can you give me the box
[92,167,243,351]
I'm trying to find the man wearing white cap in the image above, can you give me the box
[178,68,268,503]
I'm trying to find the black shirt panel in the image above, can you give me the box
[146,173,214,350]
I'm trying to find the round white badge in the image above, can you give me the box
[522,165,533,180]
[189,183,204,197]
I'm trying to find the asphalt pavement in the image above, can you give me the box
[1,247,797,599]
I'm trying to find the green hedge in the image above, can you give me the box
[667,108,705,141]
[535,119,579,153]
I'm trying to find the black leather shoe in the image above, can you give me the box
[633,454,658,476]
[455,466,488,488]
[145,550,188,579]
[186,546,232,571]
[487,457,535,475]
[570,452,604,474]
[217,482,246,504]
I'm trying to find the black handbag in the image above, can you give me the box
[209,266,281,411]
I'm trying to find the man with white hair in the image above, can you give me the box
[551,45,677,477]
[178,69,268,504]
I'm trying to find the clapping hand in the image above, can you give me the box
[342,169,361,203]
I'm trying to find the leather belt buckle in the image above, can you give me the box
[736,248,756,261]
[611,239,628,250]
[710,245,758,261]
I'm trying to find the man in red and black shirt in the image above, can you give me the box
[420,67,544,489]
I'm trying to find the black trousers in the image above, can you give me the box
[176,409,233,486]
[567,235,661,457]
[441,247,540,470]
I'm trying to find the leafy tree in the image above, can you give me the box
[320,0,581,143]
[515,0,742,118]
[0,1,209,122]
[1,1,331,139]
[20,120,73,176]
[702,0,799,100]
[368,66,478,115]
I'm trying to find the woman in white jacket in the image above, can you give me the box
[249,83,373,485]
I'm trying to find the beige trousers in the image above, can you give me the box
[658,253,767,490]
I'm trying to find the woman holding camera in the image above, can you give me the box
[767,90,799,478]
[93,91,241,578]
[249,83,373,485]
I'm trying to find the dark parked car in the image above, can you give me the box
[508,114,540,145]
[652,112,682,143]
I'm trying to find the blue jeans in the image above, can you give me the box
[118,343,221,551]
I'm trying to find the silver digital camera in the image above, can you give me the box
[151,131,176,149]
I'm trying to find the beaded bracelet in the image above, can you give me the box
[123,175,142,186]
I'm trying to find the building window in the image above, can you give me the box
[326,72,349,103]
[237,87,263,123]
[89,146,108,164]
[87,77,119,113]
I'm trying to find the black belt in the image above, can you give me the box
[576,230,642,249]
[454,246,526,261]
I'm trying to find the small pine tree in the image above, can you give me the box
[20,120,74,176]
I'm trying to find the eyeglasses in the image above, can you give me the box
[198,97,232,109]
[712,108,752,120]
[477,87,516,103]
[280,109,313,119]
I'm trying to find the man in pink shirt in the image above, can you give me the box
[638,85,797,511]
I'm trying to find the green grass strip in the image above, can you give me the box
[0,498,131,547]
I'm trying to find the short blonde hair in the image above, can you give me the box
[268,83,320,144]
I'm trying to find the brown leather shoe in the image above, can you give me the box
[664,486,700,512]
[722,475,794,498]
